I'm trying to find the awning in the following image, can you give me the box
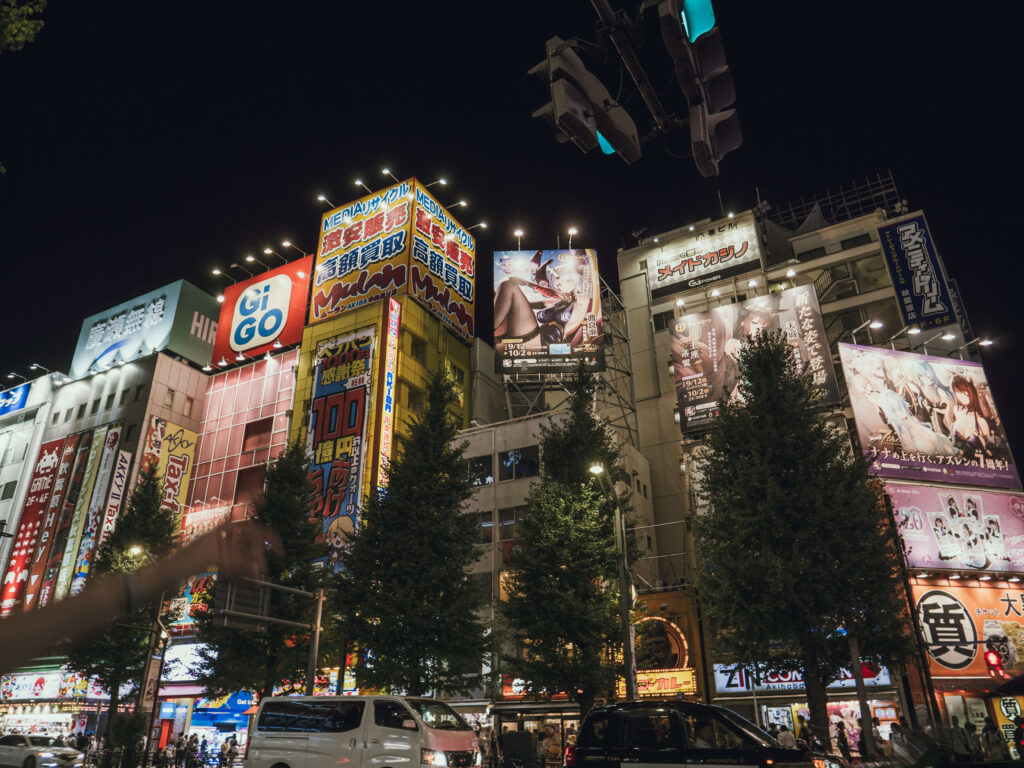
[931,677,1004,695]
[158,684,205,698]
[490,702,581,713]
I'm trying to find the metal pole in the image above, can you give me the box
[848,633,876,759]
[614,501,638,700]
[306,588,325,696]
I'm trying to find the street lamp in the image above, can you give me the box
[589,463,638,702]
[316,194,336,208]
[921,329,957,355]
[381,168,399,183]
[229,262,255,278]
[6,372,26,382]
[513,229,524,249]
[568,227,578,250]
[354,179,373,194]
[887,325,922,349]
[847,319,883,345]
[467,222,487,232]
[263,247,288,264]
[425,177,447,188]
[29,363,51,373]
[130,546,170,764]
[211,268,237,284]
[281,240,309,257]
[952,337,994,359]
[446,199,468,209]
[246,254,270,270]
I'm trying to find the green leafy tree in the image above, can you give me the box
[191,443,325,698]
[501,365,631,715]
[63,467,176,740]
[0,0,45,54]
[335,369,487,696]
[693,331,913,746]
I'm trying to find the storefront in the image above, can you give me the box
[0,668,124,736]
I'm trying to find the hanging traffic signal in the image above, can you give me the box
[529,36,642,165]
[985,649,1010,679]
[658,0,740,177]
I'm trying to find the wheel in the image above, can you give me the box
[23,758,36,768]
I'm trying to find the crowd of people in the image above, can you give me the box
[156,733,240,768]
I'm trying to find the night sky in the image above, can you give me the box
[1,1,1021,447]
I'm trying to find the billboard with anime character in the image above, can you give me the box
[493,249,604,374]
[839,344,1018,489]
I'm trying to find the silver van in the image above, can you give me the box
[246,696,481,768]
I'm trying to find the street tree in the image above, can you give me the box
[501,365,631,715]
[693,330,912,748]
[335,369,487,696]
[191,443,325,698]
[62,466,176,740]
[0,0,45,55]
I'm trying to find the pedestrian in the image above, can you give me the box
[949,716,972,763]
[200,737,208,766]
[766,723,779,741]
[777,725,797,749]
[870,717,889,758]
[834,721,851,762]
[227,736,239,767]
[174,734,186,768]
[219,740,230,768]
[795,715,815,750]
[981,717,1010,761]
[964,721,982,760]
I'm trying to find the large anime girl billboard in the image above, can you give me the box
[839,344,1018,488]
[493,249,604,374]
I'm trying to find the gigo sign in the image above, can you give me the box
[212,256,312,364]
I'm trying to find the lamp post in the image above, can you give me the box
[316,194,336,208]
[589,463,637,701]
[952,337,993,359]
[513,229,524,250]
[281,240,309,258]
[847,319,883,345]
[886,325,922,350]
[130,546,169,764]
[920,330,957,355]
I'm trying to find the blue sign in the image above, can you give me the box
[0,383,30,417]
[878,215,955,331]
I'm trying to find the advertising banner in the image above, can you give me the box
[69,424,123,596]
[839,344,1018,489]
[307,328,375,559]
[0,439,65,616]
[914,584,1024,678]
[310,181,413,323]
[22,434,81,611]
[69,280,219,379]
[97,450,133,549]
[878,215,955,331]
[492,249,604,374]
[37,431,94,608]
[211,255,313,363]
[54,426,110,601]
[408,181,475,342]
[713,664,892,694]
[157,419,198,530]
[647,211,763,300]
[0,382,31,417]
[671,284,839,432]
[179,506,231,545]
[376,300,400,489]
[890,483,1024,573]
[168,571,215,637]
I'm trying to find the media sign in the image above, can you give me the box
[646,211,763,300]
[839,344,1019,489]
[671,285,839,433]
[878,215,955,331]
[69,280,219,379]
[0,383,30,417]
[377,299,400,488]
[713,664,892,694]
[493,249,604,374]
[211,255,313,363]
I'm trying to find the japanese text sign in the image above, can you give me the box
[647,210,763,300]
[0,383,30,417]
[671,284,839,433]
[891,483,1024,573]
[839,344,1019,489]
[307,328,375,560]
[377,299,400,488]
[878,215,955,331]
[493,249,604,374]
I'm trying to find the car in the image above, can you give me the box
[566,701,814,768]
[0,735,84,768]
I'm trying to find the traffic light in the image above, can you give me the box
[213,576,269,632]
[985,649,1010,679]
[658,0,741,177]
[529,36,642,164]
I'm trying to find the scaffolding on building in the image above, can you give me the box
[764,171,904,231]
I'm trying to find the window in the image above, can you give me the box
[90,398,101,415]
[643,483,648,499]
[469,455,494,487]
[0,735,26,747]
[499,506,528,541]
[51,411,60,425]
[578,713,625,749]
[680,710,748,751]
[407,386,425,416]
[478,511,493,544]
[135,384,146,402]
[164,388,175,408]
[123,423,135,444]
[374,700,417,730]
[406,699,470,730]
[76,404,86,419]
[446,361,466,386]
[471,571,492,604]
[498,446,539,481]
[410,334,427,364]
[184,396,195,419]
[796,245,826,261]
[256,700,365,733]
[242,418,273,452]
[840,232,872,250]
[64,408,73,423]
[1,482,16,501]
[626,709,677,749]
[120,389,130,406]
[235,466,266,507]
[653,310,675,332]
[104,393,116,411]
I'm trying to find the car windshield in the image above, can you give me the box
[27,737,58,747]
[407,699,472,730]
[714,708,776,747]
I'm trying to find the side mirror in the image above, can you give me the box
[403,719,417,730]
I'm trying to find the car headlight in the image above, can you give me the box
[421,749,448,766]
[39,753,55,758]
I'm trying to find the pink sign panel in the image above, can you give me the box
[889,482,1024,572]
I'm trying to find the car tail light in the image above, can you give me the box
[563,745,577,767]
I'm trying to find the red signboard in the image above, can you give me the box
[211,256,313,364]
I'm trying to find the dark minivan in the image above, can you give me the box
[567,701,814,768]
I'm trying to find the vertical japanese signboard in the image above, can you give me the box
[158,421,198,531]
[97,450,133,548]
[69,424,123,595]
[0,439,65,616]
[22,435,81,611]
[493,249,604,373]
[670,285,839,432]
[307,329,375,559]
[878,215,955,331]
[376,299,401,489]
[839,344,1018,489]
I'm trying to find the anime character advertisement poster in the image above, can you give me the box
[839,344,1019,489]
[310,181,412,324]
[670,284,839,433]
[890,483,1024,573]
[493,249,605,374]
[307,328,375,561]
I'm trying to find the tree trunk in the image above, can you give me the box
[576,688,595,720]
[801,642,830,750]
[848,634,876,759]
[102,681,121,741]
[261,649,277,700]
[336,639,348,695]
